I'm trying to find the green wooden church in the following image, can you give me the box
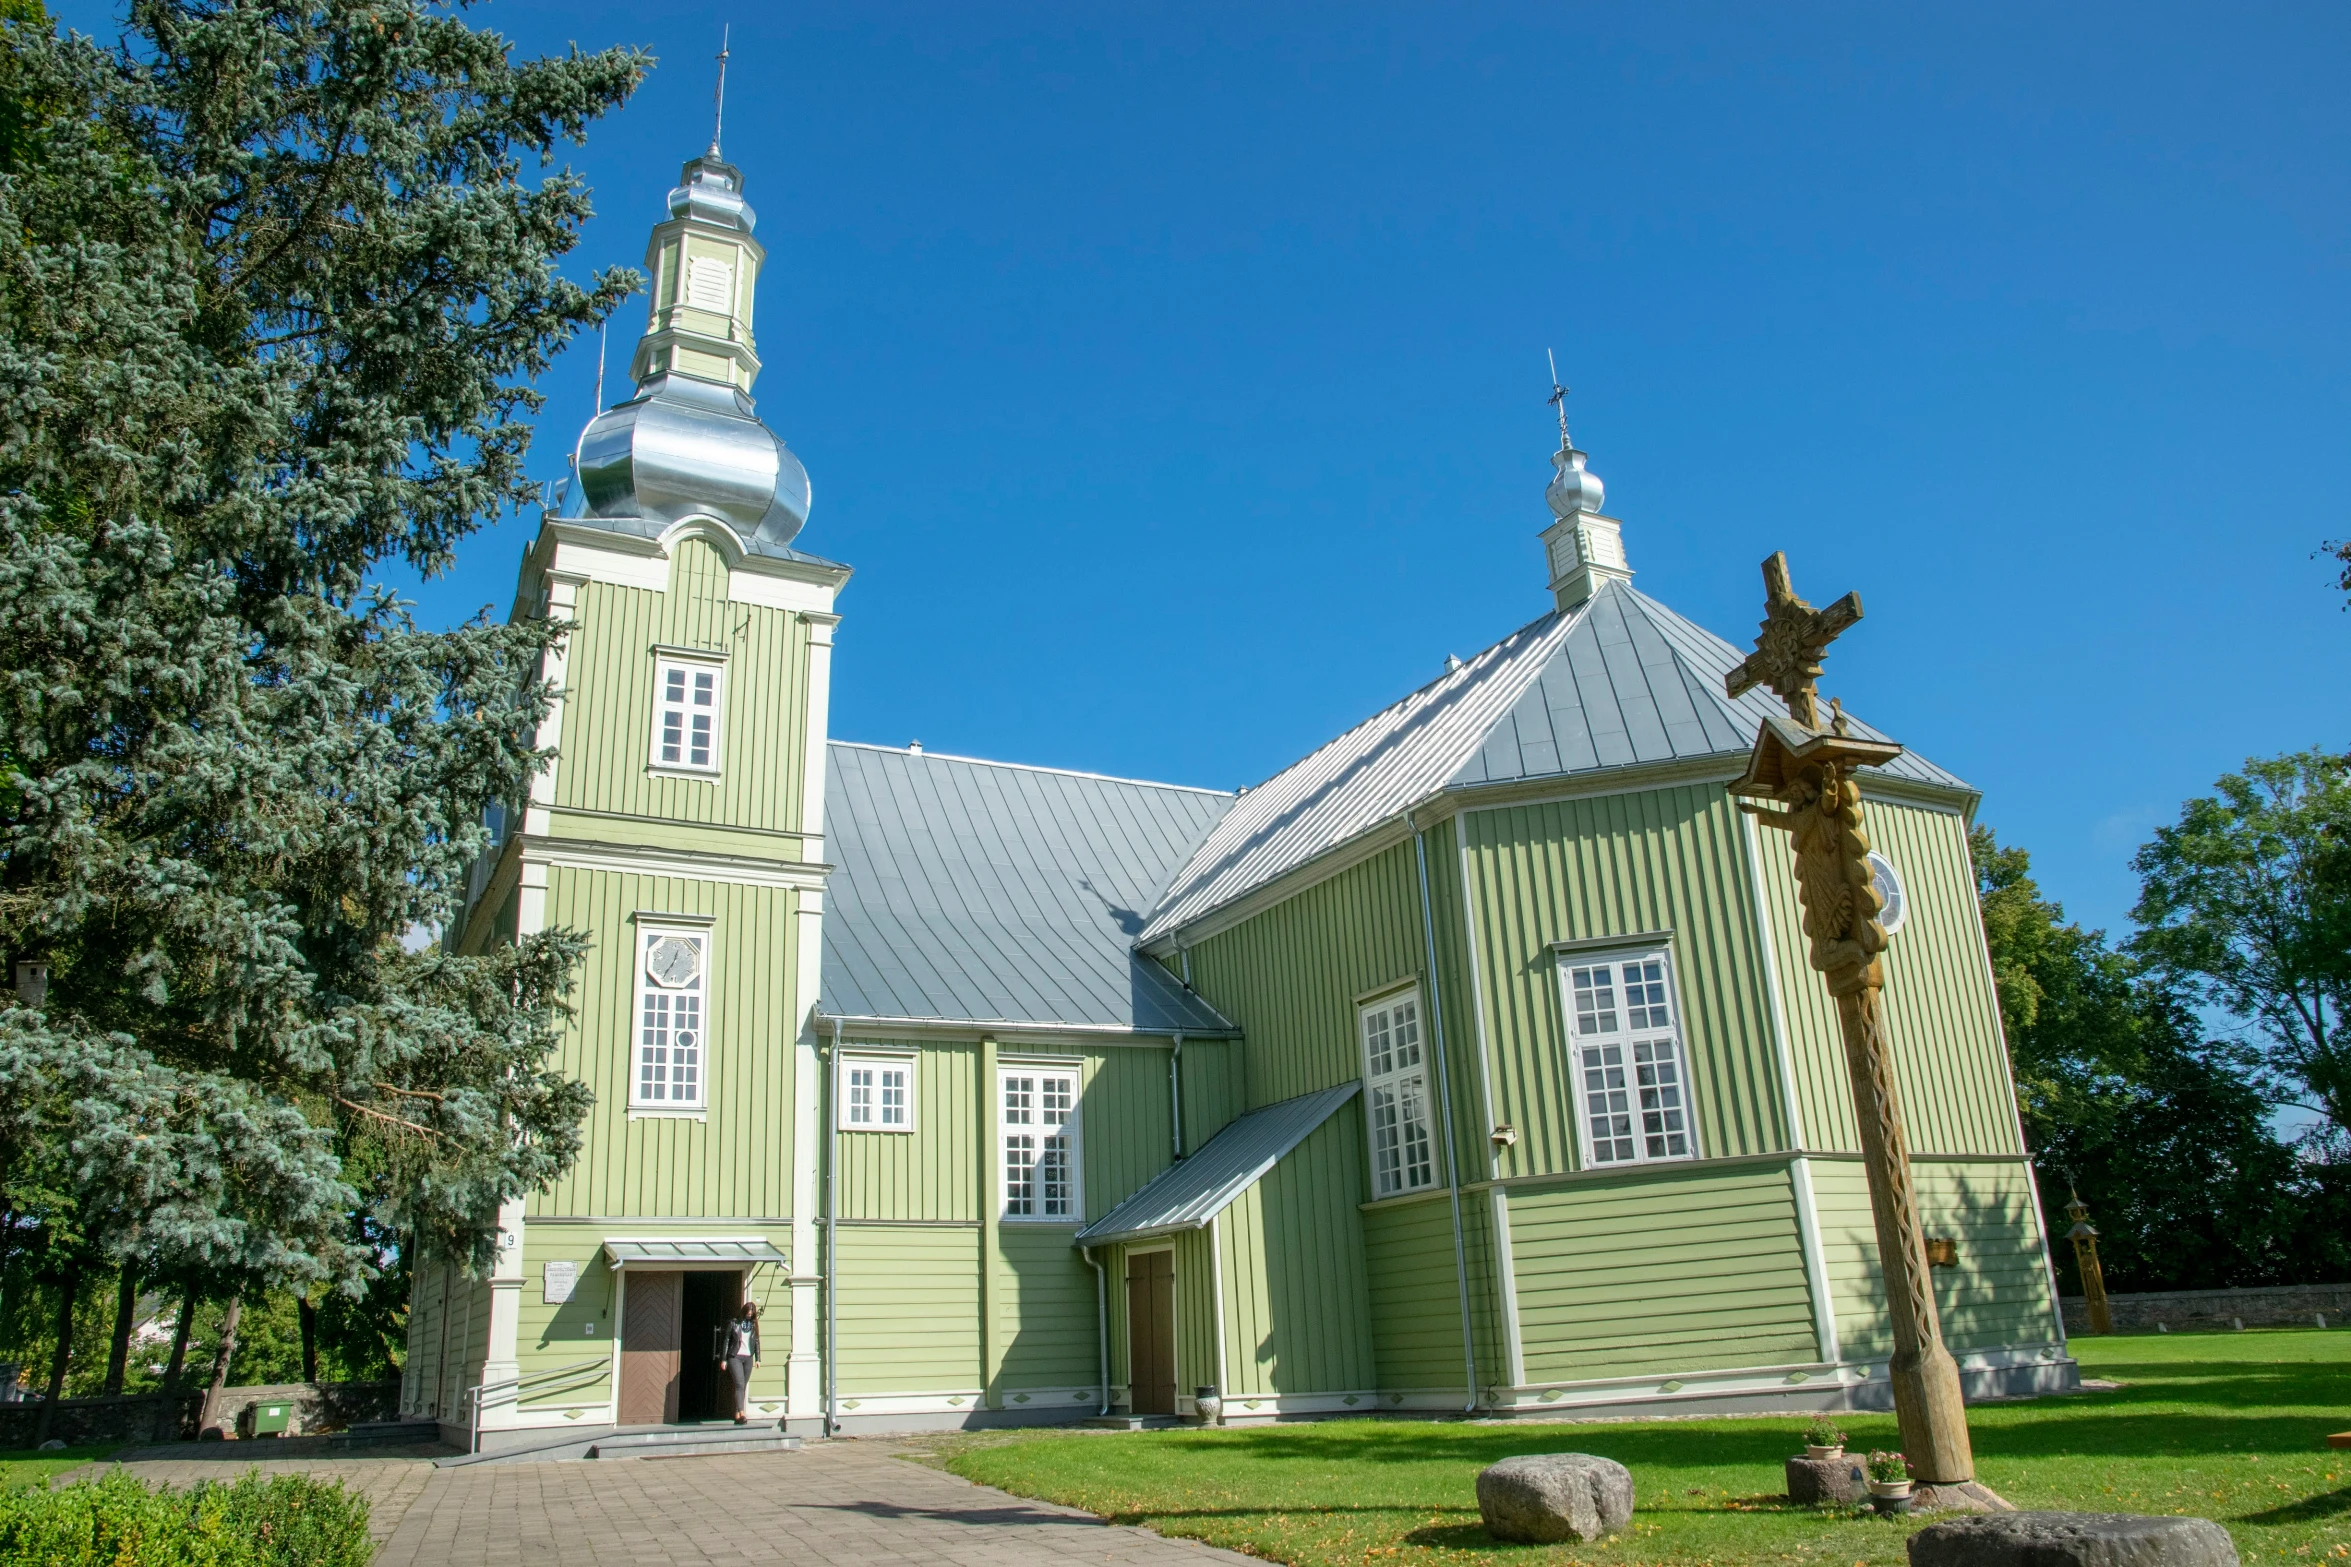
[401,139,2077,1453]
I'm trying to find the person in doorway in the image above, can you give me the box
[723,1299,760,1424]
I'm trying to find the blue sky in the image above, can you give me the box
[130,2,2351,937]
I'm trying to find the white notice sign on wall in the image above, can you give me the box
[543,1260,578,1305]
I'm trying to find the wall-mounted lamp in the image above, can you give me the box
[1923,1236,1960,1268]
[1490,1124,1519,1148]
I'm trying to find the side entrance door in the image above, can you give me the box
[1126,1249,1176,1416]
[619,1270,683,1424]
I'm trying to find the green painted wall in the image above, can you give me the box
[1361,1195,1472,1395]
[1759,796,2023,1157]
[1508,1162,1818,1382]
[836,1224,982,1396]
[1213,1112,1377,1397]
[530,867,801,1221]
[1461,784,1787,1178]
[996,1226,1101,1395]
[836,1044,979,1223]
[1811,1157,2061,1359]
[552,536,818,840]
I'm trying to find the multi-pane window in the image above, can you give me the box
[1360,991,1436,1198]
[1561,948,1695,1167]
[1000,1067,1079,1220]
[651,657,724,773]
[634,929,707,1108]
[841,1055,914,1132]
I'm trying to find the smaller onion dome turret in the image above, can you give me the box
[1535,377,1631,612]
[564,148,814,554]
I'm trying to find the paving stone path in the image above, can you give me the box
[87,1438,1256,1566]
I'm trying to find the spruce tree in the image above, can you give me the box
[0,0,645,1318]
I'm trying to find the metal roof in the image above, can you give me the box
[1139,578,1968,945]
[601,1238,788,1269]
[1072,1083,1360,1246]
[821,743,1239,1035]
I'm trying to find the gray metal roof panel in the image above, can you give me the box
[602,1239,788,1268]
[1141,579,1970,944]
[1073,1083,1361,1245]
[822,744,1238,1033]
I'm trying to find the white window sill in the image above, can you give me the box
[841,1124,917,1134]
[628,1106,708,1121]
[646,764,722,783]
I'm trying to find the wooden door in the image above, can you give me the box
[619,1270,682,1425]
[1125,1250,1176,1416]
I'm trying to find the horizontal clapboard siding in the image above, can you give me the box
[1812,1158,2061,1359]
[1363,1197,1470,1392]
[1509,1163,1818,1381]
[995,1225,1099,1392]
[836,1225,981,1393]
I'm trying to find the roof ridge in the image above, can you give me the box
[829,739,1234,797]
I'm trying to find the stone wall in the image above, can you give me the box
[2061,1282,2351,1334]
[0,1379,399,1448]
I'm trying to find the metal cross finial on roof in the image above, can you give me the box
[1546,348,1571,448]
[1724,551,1863,731]
[709,24,731,158]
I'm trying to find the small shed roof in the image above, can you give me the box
[1072,1083,1360,1246]
[822,742,1239,1035]
[1138,578,1967,945]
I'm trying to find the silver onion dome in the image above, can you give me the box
[575,375,812,550]
[1546,442,1605,520]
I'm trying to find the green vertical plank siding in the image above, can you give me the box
[530,867,798,1220]
[1509,1164,1817,1381]
[1213,1113,1376,1397]
[1758,797,2022,1156]
[553,538,813,837]
[995,1226,1099,1394]
[1811,1158,2059,1359]
[837,1044,977,1222]
[1362,1196,1471,1394]
[836,1225,982,1393]
[1078,1047,1180,1220]
[1175,1227,1218,1401]
[1465,785,1786,1178]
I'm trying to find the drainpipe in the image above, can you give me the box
[824,1017,841,1437]
[1168,1032,1185,1161]
[1082,1245,1109,1415]
[1408,808,1480,1415]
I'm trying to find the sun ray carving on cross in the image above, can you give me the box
[1724,551,1862,731]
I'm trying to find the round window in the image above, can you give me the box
[1867,851,1907,936]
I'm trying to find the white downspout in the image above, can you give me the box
[824,1017,841,1436]
[1083,1245,1110,1416]
[1408,808,1480,1414]
[1169,1032,1186,1161]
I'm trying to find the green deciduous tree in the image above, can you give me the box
[0,0,646,1351]
[2130,750,2351,1141]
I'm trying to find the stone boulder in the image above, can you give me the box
[1909,1512,2238,1567]
[1786,1453,1868,1505]
[1476,1453,1635,1544]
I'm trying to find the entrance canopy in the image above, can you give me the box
[601,1237,788,1271]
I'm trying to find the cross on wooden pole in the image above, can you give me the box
[1725,552,2005,1512]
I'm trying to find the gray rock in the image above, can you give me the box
[1477,1453,1635,1544]
[35,1439,64,1452]
[1786,1453,1868,1505]
[1909,1512,2239,1567]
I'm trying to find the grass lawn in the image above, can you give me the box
[0,1444,119,1490]
[927,1329,2351,1567]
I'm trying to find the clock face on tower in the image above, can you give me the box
[646,934,703,989]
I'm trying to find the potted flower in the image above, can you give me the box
[1865,1451,1913,1515]
[1801,1416,1847,1460]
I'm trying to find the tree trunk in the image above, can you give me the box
[31,1258,82,1448]
[198,1294,241,1437]
[154,1290,196,1443]
[103,1267,138,1396]
[298,1294,318,1386]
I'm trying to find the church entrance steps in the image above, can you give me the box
[436,1422,802,1466]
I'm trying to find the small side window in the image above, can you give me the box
[650,656,725,775]
[1559,947,1698,1168]
[840,1054,915,1133]
[1360,990,1437,1198]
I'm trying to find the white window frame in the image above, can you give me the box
[998,1064,1081,1222]
[839,1052,916,1133]
[649,652,726,777]
[631,925,710,1111]
[1556,941,1700,1169]
[1358,987,1438,1199]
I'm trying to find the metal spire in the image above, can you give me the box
[594,321,608,413]
[1546,348,1571,448]
[709,25,731,158]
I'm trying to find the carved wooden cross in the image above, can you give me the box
[1724,552,1862,730]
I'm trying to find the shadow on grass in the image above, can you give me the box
[1403,1520,1530,1551]
[2237,1487,2351,1527]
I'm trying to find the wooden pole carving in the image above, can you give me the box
[1727,552,1995,1506]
